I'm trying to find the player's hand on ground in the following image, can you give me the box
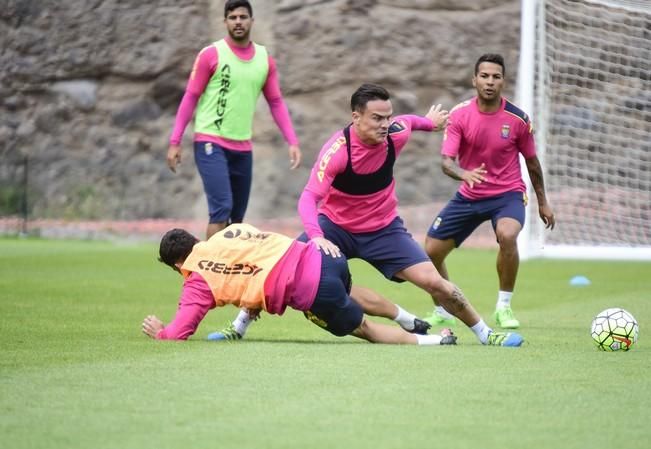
[167,145,182,173]
[142,315,164,339]
[312,237,342,258]
[426,104,450,131]
[288,145,302,169]
[462,163,487,188]
[539,204,555,230]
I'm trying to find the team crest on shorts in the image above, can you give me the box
[501,124,510,139]
[205,143,213,155]
[432,217,442,230]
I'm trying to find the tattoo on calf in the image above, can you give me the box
[448,286,469,314]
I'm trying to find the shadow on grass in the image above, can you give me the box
[200,338,367,345]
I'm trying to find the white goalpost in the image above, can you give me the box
[517,0,651,260]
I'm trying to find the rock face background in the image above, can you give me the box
[0,0,521,222]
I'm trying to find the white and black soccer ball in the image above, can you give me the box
[591,308,639,351]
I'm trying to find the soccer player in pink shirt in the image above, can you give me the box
[292,83,523,346]
[166,0,301,239]
[220,83,523,346]
[425,53,555,329]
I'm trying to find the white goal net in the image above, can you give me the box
[518,0,651,260]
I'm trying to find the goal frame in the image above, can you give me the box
[516,0,651,261]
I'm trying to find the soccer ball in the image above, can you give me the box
[590,308,639,351]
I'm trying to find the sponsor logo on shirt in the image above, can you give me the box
[197,260,263,276]
[317,135,346,182]
[223,228,271,241]
[501,124,510,139]
[214,64,231,130]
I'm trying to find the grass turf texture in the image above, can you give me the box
[1,238,650,449]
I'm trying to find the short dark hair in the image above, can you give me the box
[350,83,391,112]
[224,0,252,18]
[158,229,199,269]
[474,53,505,77]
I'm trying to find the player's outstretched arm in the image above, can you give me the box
[425,104,450,131]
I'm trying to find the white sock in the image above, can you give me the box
[471,319,492,344]
[435,305,455,319]
[394,305,417,331]
[496,291,513,310]
[416,334,443,345]
[232,309,252,336]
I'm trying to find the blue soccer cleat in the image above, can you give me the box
[207,323,242,341]
[486,331,524,347]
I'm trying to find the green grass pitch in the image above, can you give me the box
[1,238,650,449]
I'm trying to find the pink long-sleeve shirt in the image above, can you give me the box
[156,240,321,340]
[442,97,536,200]
[169,37,299,151]
[298,115,434,237]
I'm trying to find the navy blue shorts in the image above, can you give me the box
[427,191,527,247]
[298,215,429,282]
[194,142,253,224]
[304,252,363,337]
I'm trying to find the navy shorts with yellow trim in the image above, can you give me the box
[427,191,526,247]
[304,252,363,337]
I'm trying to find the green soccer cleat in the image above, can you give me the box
[486,331,524,347]
[207,323,242,341]
[423,310,457,327]
[494,306,520,329]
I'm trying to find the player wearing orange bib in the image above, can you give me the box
[142,224,457,346]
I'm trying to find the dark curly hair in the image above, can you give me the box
[474,53,505,76]
[224,0,252,18]
[158,229,199,269]
[350,83,390,113]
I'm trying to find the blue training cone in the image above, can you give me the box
[569,275,591,286]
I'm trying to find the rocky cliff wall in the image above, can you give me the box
[0,0,521,221]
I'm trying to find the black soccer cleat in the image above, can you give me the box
[439,328,457,345]
[440,335,458,345]
[409,318,432,335]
